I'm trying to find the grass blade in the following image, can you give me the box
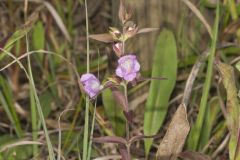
[198,97,221,149]
[187,1,219,150]
[0,76,23,137]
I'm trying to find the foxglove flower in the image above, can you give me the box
[80,73,103,98]
[116,55,140,81]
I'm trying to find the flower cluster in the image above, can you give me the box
[80,54,140,98]
[80,1,161,159]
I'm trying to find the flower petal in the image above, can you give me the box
[118,55,136,64]
[88,91,97,98]
[80,73,95,83]
[124,72,137,81]
[80,73,102,98]
[134,61,140,72]
[116,66,124,77]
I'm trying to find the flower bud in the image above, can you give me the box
[113,42,123,57]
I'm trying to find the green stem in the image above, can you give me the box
[87,101,97,160]
[26,36,55,159]
[123,83,131,159]
[83,0,90,159]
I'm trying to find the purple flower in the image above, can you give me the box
[80,73,103,98]
[116,55,140,81]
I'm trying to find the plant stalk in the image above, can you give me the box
[123,83,131,159]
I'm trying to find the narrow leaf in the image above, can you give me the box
[187,2,219,150]
[93,136,127,145]
[215,61,240,160]
[89,33,114,43]
[32,21,45,63]
[32,21,45,50]
[137,28,159,34]
[0,76,23,137]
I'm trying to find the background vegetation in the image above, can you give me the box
[0,0,239,159]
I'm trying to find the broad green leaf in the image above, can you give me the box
[102,87,125,136]
[216,61,240,160]
[144,29,177,155]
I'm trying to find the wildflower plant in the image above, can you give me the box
[80,0,162,159]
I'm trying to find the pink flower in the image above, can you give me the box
[80,73,103,98]
[116,55,140,81]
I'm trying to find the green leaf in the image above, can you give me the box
[0,76,23,137]
[198,97,221,149]
[102,87,125,136]
[144,29,177,155]
[187,2,219,150]
[33,21,45,50]
[32,21,45,62]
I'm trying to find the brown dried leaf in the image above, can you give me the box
[215,60,240,160]
[118,0,125,23]
[93,136,127,145]
[156,104,190,160]
[130,134,161,144]
[178,151,211,160]
[89,33,114,43]
[215,61,240,132]
[137,28,159,34]
[118,0,131,23]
